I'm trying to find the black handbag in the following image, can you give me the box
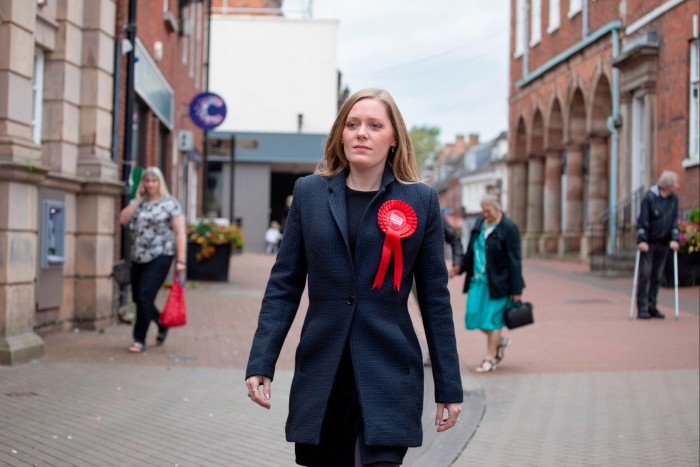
[504,301,534,329]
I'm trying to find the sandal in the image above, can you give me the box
[128,342,145,353]
[475,358,497,373]
[495,337,512,363]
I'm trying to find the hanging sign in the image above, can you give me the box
[189,92,227,130]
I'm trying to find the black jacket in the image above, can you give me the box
[246,168,463,447]
[459,215,525,299]
[442,214,464,265]
[636,186,679,244]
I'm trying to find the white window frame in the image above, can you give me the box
[530,0,542,46]
[548,0,560,33]
[31,48,45,145]
[687,38,700,165]
[514,0,526,58]
[568,0,582,19]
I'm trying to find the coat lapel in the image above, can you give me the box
[326,171,351,257]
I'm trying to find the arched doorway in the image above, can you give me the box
[509,117,528,231]
[561,87,586,254]
[541,98,564,253]
[524,109,545,255]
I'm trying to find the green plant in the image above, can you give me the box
[187,220,244,262]
[678,208,700,254]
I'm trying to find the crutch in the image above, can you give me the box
[629,249,641,320]
[673,249,680,321]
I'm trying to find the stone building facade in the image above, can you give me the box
[0,0,121,364]
[508,0,700,258]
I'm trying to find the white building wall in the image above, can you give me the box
[210,16,338,134]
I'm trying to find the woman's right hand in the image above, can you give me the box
[245,375,272,409]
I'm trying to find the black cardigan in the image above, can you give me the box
[459,215,525,298]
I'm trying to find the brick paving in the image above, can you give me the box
[1,252,698,466]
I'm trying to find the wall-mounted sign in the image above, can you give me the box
[189,92,227,130]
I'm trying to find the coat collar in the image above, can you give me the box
[325,165,395,255]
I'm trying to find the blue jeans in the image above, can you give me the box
[131,254,173,345]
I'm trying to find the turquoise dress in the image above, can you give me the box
[465,222,508,331]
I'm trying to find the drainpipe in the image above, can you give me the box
[523,0,529,79]
[607,25,621,254]
[583,0,590,37]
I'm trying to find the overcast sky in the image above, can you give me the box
[284,0,511,144]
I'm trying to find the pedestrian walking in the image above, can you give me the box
[453,194,525,372]
[245,88,463,466]
[443,208,464,267]
[635,170,681,319]
[118,166,186,353]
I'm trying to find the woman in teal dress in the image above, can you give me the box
[453,195,525,372]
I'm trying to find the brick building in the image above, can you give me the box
[508,0,699,259]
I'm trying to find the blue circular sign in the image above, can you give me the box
[189,92,227,130]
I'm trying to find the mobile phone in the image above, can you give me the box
[130,167,143,199]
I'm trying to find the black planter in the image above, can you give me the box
[186,242,231,281]
[662,251,700,288]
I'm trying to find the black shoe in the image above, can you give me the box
[156,327,169,346]
[638,311,651,320]
[649,309,666,319]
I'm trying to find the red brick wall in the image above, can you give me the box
[115,0,206,198]
[509,0,700,210]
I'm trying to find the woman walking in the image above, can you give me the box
[246,88,463,466]
[119,166,186,353]
[453,194,524,372]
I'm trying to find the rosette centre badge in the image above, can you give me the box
[373,200,417,291]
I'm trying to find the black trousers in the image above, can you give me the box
[636,242,669,314]
[131,254,173,345]
[295,346,406,466]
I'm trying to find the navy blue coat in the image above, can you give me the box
[246,168,463,447]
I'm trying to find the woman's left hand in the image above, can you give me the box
[511,294,521,302]
[176,262,186,273]
[435,402,462,432]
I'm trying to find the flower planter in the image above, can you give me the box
[186,242,231,282]
[662,251,700,288]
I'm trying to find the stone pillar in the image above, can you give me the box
[524,156,544,255]
[74,0,121,329]
[582,135,609,257]
[508,160,528,233]
[540,149,561,253]
[559,143,583,254]
[0,0,47,364]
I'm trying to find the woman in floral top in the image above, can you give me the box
[119,167,186,353]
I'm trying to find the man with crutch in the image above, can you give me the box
[634,170,680,320]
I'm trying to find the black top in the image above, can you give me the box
[346,186,377,258]
[636,187,680,244]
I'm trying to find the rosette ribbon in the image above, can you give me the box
[372,200,417,291]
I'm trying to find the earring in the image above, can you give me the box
[391,145,396,152]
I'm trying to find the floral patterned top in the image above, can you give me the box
[129,196,182,263]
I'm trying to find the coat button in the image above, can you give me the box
[346,295,355,305]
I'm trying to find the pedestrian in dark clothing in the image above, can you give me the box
[245,88,463,466]
[636,170,680,320]
[453,195,525,372]
[442,210,464,267]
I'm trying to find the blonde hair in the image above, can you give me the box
[142,166,170,197]
[316,88,420,184]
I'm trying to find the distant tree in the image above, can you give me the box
[409,125,441,167]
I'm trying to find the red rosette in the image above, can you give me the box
[373,200,418,291]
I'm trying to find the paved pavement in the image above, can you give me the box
[1,253,698,466]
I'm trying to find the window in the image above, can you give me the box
[515,0,526,57]
[568,0,582,18]
[530,0,542,45]
[548,0,560,32]
[31,48,45,145]
[688,39,699,164]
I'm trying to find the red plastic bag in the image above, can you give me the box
[160,274,187,327]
